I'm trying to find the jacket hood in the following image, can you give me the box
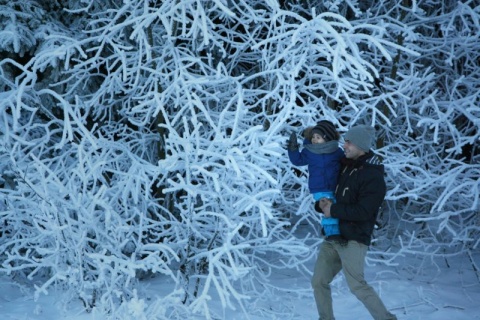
[342,151,384,173]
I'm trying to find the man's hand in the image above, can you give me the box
[318,198,332,217]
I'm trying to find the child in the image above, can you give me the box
[287,120,344,238]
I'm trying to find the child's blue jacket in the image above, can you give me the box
[288,139,344,194]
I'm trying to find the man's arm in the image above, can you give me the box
[316,173,386,222]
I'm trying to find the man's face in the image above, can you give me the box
[343,140,365,160]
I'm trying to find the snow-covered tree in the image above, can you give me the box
[0,0,478,318]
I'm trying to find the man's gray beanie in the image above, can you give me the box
[344,125,375,152]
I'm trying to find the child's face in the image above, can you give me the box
[312,133,326,144]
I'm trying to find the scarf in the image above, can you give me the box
[304,140,339,155]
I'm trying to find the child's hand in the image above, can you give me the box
[287,132,299,151]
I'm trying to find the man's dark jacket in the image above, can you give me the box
[318,151,386,246]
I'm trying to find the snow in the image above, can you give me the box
[2,223,479,320]
[1,1,479,320]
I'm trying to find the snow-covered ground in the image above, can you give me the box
[1,226,479,320]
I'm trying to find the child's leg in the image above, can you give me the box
[312,192,340,236]
[312,191,335,202]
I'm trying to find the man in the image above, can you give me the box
[311,125,397,320]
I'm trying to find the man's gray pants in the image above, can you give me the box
[311,240,397,320]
